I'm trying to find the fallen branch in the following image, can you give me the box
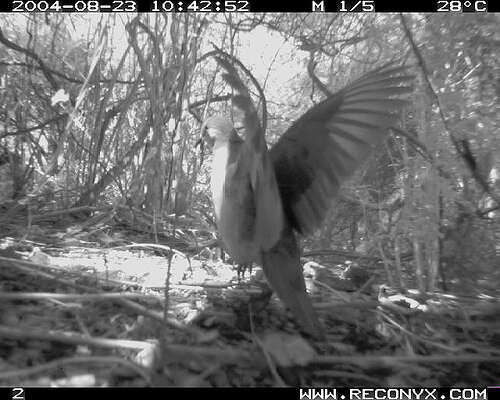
[0,355,151,383]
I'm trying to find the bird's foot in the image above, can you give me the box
[235,262,254,282]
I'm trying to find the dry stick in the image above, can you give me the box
[306,51,332,97]
[302,249,384,261]
[161,343,256,366]
[8,328,486,373]
[247,310,286,387]
[316,296,497,320]
[116,297,199,333]
[0,355,151,383]
[0,256,201,335]
[107,244,198,332]
[0,325,152,350]
[73,311,92,337]
[0,61,135,86]
[0,256,99,293]
[3,248,221,294]
[314,371,382,386]
[0,114,67,140]
[168,341,500,368]
[113,243,191,267]
[0,28,58,89]
[354,276,376,295]
[162,252,173,356]
[314,354,500,366]
[146,342,500,369]
[315,299,380,311]
[138,282,233,290]
[0,292,161,302]
[312,280,352,302]
[250,333,286,387]
[379,312,460,352]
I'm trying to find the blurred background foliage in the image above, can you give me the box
[0,13,498,294]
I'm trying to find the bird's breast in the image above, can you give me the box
[210,143,230,210]
[210,143,259,263]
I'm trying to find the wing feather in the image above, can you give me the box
[270,63,414,234]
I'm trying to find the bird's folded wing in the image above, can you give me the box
[270,63,414,235]
[215,55,285,251]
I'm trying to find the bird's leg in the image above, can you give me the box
[236,262,253,282]
[236,263,243,282]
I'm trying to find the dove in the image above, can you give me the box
[200,55,413,337]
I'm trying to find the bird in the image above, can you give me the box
[200,54,413,338]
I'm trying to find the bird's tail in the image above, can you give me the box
[261,227,324,339]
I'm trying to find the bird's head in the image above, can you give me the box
[197,115,235,148]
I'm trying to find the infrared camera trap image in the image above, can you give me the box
[0,13,499,388]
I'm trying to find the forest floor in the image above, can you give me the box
[0,215,499,387]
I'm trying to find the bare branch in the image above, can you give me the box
[0,61,136,85]
[0,114,67,139]
[0,27,58,90]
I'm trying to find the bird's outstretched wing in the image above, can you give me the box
[270,63,414,235]
[215,55,285,252]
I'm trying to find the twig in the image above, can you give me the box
[0,61,136,85]
[247,309,286,386]
[0,292,161,302]
[0,355,151,383]
[314,370,383,386]
[0,324,153,350]
[315,354,500,366]
[250,333,287,387]
[0,28,58,89]
[382,312,461,352]
[0,256,99,293]
[307,52,331,97]
[113,243,191,268]
[0,256,201,335]
[312,280,352,302]
[0,114,68,140]
[161,343,257,365]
